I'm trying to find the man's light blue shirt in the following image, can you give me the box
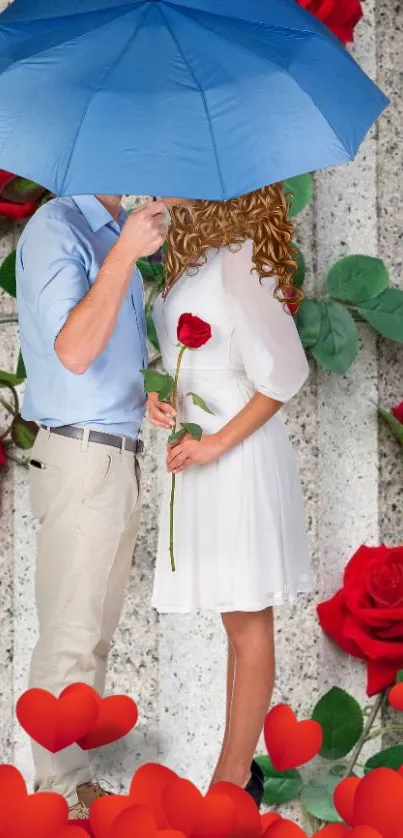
[16,195,148,438]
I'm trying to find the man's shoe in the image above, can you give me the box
[68,801,89,820]
[77,781,114,808]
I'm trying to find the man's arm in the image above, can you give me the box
[55,200,167,374]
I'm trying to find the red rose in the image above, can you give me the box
[392,401,403,425]
[177,313,212,349]
[318,545,403,696]
[297,0,363,45]
[0,199,39,222]
[0,440,7,468]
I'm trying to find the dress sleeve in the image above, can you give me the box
[222,241,309,403]
[17,213,89,355]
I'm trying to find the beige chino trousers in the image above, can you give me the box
[28,426,141,805]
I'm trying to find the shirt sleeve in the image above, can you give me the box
[17,213,89,355]
[222,241,310,403]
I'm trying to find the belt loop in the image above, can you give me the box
[46,425,51,440]
[121,436,127,456]
[81,427,90,452]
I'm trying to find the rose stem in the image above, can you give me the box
[169,344,186,573]
[342,690,388,779]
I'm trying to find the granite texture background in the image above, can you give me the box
[0,0,402,827]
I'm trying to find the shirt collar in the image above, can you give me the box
[71,195,127,232]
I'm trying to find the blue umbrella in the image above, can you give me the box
[0,0,388,199]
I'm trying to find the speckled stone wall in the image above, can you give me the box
[0,0,402,827]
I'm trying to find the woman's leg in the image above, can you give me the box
[210,640,236,786]
[212,607,275,788]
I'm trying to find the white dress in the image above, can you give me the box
[152,241,311,613]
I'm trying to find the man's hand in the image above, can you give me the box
[166,433,224,473]
[117,200,168,264]
[148,392,176,430]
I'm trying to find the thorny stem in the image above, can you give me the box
[343,691,388,779]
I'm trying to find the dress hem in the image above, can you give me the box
[152,584,312,614]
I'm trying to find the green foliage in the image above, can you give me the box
[186,392,214,415]
[11,415,38,450]
[0,369,25,387]
[180,421,203,441]
[327,255,389,303]
[16,350,26,381]
[294,245,306,289]
[296,299,323,349]
[284,174,314,217]
[311,687,364,760]
[254,756,302,805]
[364,745,403,773]
[140,369,174,401]
[358,288,403,342]
[145,310,160,351]
[300,772,343,823]
[0,250,17,298]
[310,301,359,374]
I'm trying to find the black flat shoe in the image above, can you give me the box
[251,759,264,783]
[244,771,264,810]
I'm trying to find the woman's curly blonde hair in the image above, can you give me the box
[163,183,303,307]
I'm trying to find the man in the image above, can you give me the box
[16,194,171,819]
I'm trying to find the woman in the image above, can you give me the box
[148,185,311,806]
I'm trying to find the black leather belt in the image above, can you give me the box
[41,424,144,454]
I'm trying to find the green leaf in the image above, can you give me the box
[140,369,174,401]
[11,415,38,450]
[300,773,343,823]
[180,422,203,441]
[310,301,359,374]
[137,258,164,289]
[293,245,306,289]
[378,406,403,447]
[311,687,364,760]
[168,428,186,444]
[284,174,314,217]
[0,369,25,387]
[359,288,403,342]
[2,178,46,204]
[396,671,403,684]
[16,350,26,381]
[186,392,214,415]
[0,250,17,297]
[327,256,389,304]
[254,756,302,805]
[364,745,403,773]
[145,311,160,351]
[295,299,323,348]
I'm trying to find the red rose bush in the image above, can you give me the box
[318,545,403,695]
[0,169,48,222]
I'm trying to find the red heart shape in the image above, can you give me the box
[333,777,361,826]
[313,827,350,838]
[353,767,403,838]
[263,819,307,838]
[156,833,187,838]
[89,795,132,838]
[349,829,383,838]
[109,805,157,838]
[52,829,90,837]
[16,685,99,752]
[209,781,261,838]
[0,765,27,803]
[264,704,323,770]
[162,778,236,838]
[261,813,283,832]
[388,683,403,711]
[77,696,138,750]
[130,764,179,829]
[2,792,67,838]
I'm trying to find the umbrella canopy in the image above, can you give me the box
[0,0,388,199]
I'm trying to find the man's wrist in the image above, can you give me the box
[112,238,141,270]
